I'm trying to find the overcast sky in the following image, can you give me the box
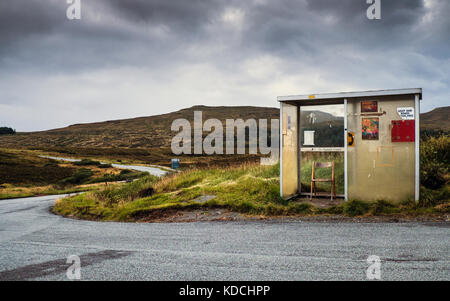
[0,0,448,131]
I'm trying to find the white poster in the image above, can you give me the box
[397,107,415,120]
[303,130,315,146]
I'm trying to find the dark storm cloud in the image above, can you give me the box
[0,0,64,53]
[244,0,430,55]
[1,0,447,68]
[0,1,185,73]
[0,0,62,37]
[306,0,425,24]
[106,0,223,31]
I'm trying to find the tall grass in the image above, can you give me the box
[53,163,287,220]
[93,175,159,205]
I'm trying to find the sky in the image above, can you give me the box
[0,0,449,132]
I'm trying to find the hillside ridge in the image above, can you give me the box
[0,105,447,150]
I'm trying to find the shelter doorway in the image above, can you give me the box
[299,104,344,199]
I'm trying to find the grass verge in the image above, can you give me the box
[53,163,449,222]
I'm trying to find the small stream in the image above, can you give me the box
[39,155,168,177]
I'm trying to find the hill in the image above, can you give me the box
[0,105,446,166]
[0,106,281,166]
[0,105,342,149]
[421,106,450,131]
[0,106,280,149]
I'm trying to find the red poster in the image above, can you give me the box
[361,101,378,113]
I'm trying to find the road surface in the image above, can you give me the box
[0,194,448,280]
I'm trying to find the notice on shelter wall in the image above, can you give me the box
[397,107,414,120]
[362,118,379,140]
[361,101,378,113]
[303,130,315,146]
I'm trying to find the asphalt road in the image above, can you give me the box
[0,195,448,281]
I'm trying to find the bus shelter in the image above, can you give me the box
[278,88,422,202]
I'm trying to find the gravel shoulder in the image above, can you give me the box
[55,206,450,224]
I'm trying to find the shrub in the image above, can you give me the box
[60,168,93,185]
[434,203,450,214]
[43,162,59,168]
[88,171,148,184]
[154,170,205,192]
[98,163,112,168]
[93,175,159,205]
[0,127,15,135]
[420,135,449,189]
[421,129,447,139]
[371,200,397,215]
[343,200,370,217]
[287,202,313,214]
[320,205,344,215]
[420,185,450,207]
[421,162,447,189]
[230,200,256,214]
[138,187,154,198]
[73,159,101,166]
[265,203,285,215]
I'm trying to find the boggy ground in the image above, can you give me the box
[0,148,147,199]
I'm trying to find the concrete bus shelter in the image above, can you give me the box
[278,88,422,202]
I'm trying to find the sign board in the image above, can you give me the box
[303,130,315,146]
[171,158,180,169]
[392,120,415,142]
[397,107,414,120]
